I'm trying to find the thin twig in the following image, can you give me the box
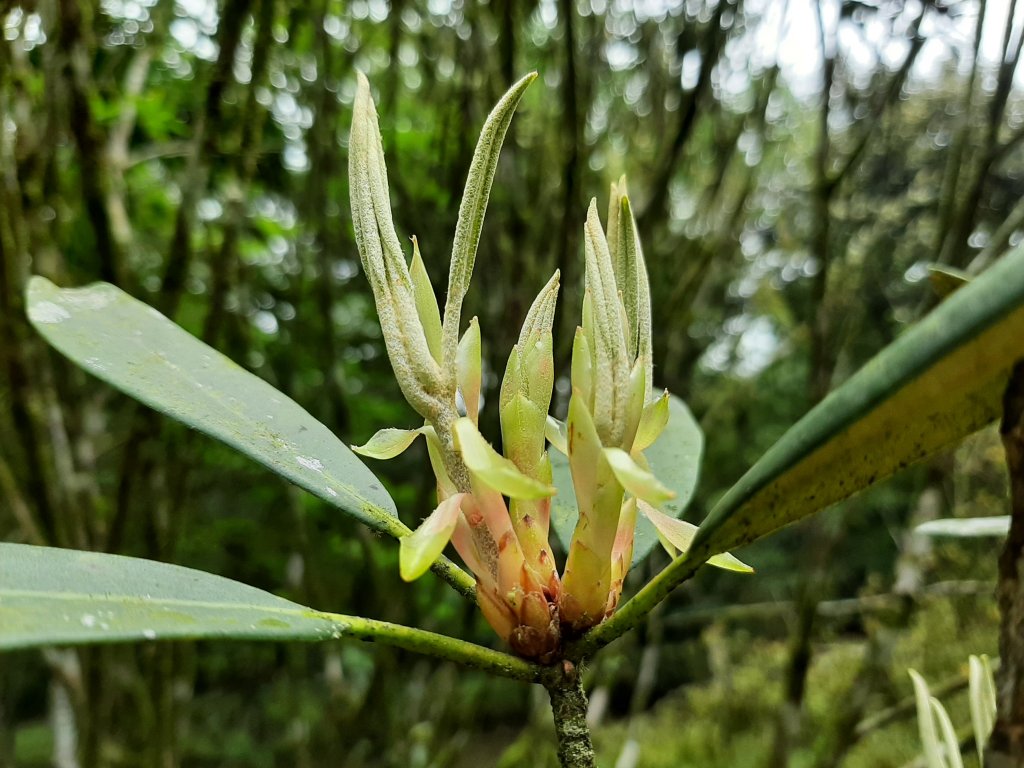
[316,611,542,682]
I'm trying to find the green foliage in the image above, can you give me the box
[14,54,1024,768]
[694,242,1024,557]
[25,277,397,531]
[0,542,347,647]
[493,599,995,768]
[5,0,1024,764]
[0,540,538,680]
[909,656,996,768]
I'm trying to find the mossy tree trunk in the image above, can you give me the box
[545,663,597,768]
[990,362,1024,766]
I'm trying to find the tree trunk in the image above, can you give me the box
[545,664,596,768]
[989,361,1024,765]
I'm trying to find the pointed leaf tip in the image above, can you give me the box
[441,72,538,368]
[604,447,675,505]
[518,270,561,345]
[639,502,753,573]
[457,318,482,424]
[546,416,568,455]
[410,236,443,364]
[354,69,370,93]
[909,670,946,768]
[968,654,996,764]
[633,390,670,451]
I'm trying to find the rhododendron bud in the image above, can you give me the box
[349,73,748,660]
[348,71,564,660]
[500,272,560,590]
[558,190,674,633]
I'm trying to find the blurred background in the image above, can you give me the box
[1,0,1021,765]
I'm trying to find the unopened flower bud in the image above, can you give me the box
[560,191,673,632]
[500,271,560,588]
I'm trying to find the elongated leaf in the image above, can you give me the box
[551,393,703,566]
[441,72,537,364]
[457,318,482,425]
[604,448,675,506]
[0,543,347,648]
[0,543,538,681]
[410,236,443,364]
[693,244,1024,559]
[916,517,1010,538]
[638,502,752,573]
[969,655,996,766]
[909,670,947,768]
[633,391,670,451]
[932,697,965,768]
[26,278,396,531]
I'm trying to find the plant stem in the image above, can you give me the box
[314,610,541,682]
[544,663,597,768]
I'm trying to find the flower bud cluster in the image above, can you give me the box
[349,73,746,660]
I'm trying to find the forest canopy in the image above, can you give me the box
[1,0,1023,765]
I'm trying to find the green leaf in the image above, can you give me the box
[932,697,965,768]
[441,72,537,367]
[909,670,947,768]
[638,501,752,574]
[620,194,653,395]
[457,318,482,425]
[352,427,424,460]
[551,393,704,566]
[410,236,443,364]
[633,391,670,451]
[692,244,1024,560]
[0,544,539,682]
[603,447,675,506]
[26,277,397,532]
[349,74,442,421]
[582,199,630,446]
[517,270,560,346]
[0,543,347,648]
[545,415,568,455]
[915,517,1010,538]
[969,655,996,765]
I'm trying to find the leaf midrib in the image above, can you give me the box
[0,588,322,619]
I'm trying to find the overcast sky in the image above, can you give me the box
[759,0,1024,98]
